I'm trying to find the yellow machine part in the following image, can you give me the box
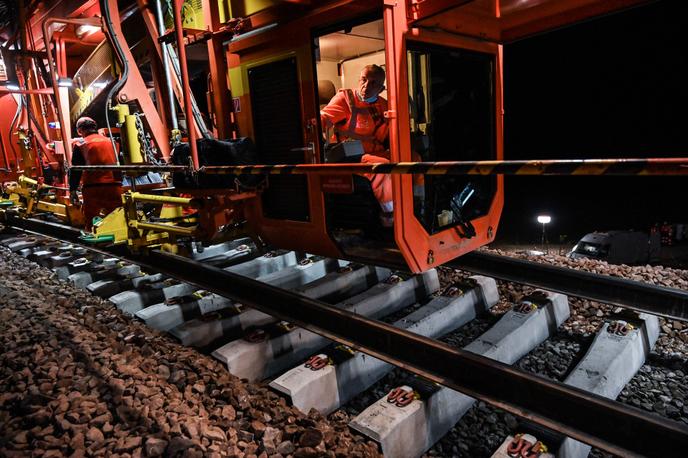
[165,0,208,29]
[16,130,38,177]
[93,207,130,244]
[160,203,184,220]
[90,206,184,248]
[9,176,84,226]
[111,104,143,164]
[228,0,280,17]
[88,191,200,250]
[161,0,273,29]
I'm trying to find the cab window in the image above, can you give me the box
[407,42,497,235]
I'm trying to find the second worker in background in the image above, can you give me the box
[69,116,123,231]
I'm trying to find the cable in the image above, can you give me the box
[27,108,49,169]
[100,0,127,165]
[27,108,48,145]
[8,94,23,169]
[164,42,212,139]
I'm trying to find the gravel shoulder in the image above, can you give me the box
[0,246,381,458]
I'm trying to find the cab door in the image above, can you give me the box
[383,0,504,272]
[228,19,342,258]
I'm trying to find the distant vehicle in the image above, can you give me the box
[569,231,657,265]
[569,229,688,266]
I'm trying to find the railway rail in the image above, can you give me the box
[2,214,688,457]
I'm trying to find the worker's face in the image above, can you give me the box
[358,69,385,101]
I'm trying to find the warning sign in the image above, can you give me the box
[321,175,354,194]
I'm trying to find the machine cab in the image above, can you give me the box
[229,0,504,272]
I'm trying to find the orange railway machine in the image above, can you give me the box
[0,0,669,273]
[218,0,654,272]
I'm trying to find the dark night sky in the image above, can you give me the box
[497,0,688,244]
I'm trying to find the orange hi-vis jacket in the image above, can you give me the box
[69,133,123,230]
[70,133,121,187]
[321,89,393,214]
[320,89,388,155]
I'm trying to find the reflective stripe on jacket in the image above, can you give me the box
[75,133,121,186]
[320,89,388,155]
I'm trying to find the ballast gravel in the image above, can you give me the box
[0,242,381,458]
[424,248,688,458]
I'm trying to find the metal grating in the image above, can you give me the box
[69,41,116,123]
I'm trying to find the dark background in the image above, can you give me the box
[497,0,688,244]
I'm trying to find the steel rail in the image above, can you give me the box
[81,251,688,457]
[2,214,688,457]
[68,157,688,175]
[9,211,686,322]
[449,251,688,321]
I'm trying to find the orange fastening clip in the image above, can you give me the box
[304,354,331,370]
[395,390,417,407]
[507,434,548,458]
[244,328,267,343]
[338,265,354,274]
[386,386,418,407]
[507,434,526,456]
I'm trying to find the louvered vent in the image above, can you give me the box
[249,57,310,221]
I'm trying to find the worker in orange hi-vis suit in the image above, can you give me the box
[320,64,394,219]
[68,117,123,231]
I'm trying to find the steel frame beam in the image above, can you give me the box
[202,0,232,139]
[103,0,171,161]
[42,16,102,164]
[172,0,199,169]
[408,0,475,24]
[2,214,688,457]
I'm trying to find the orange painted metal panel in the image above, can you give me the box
[0,95,22,179]
[500,0,653,42]
[410,0,653,43]
[386,2,504,272]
